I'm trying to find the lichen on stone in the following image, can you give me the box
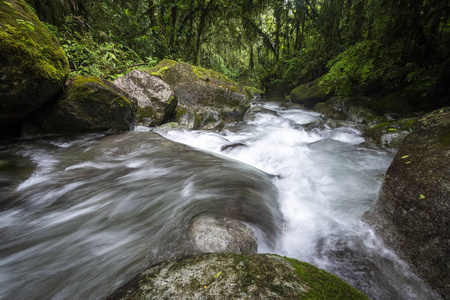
[107,253,368,300]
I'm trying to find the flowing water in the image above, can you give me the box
[0,100,441,299]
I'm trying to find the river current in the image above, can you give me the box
[0,100,441,299]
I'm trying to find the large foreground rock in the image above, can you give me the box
[0,0,69,123]
[107,253,368,300]
[364,107,450,298]
[36,76,134,133]
[152,60,250,130]
[113,70,177,126]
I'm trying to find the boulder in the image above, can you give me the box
[289,77,334,109]
[153,61,250,130]
[35,76,134,133]
[174,104,201,130]
[189,216,257,254]
[107,253,368,300]
[243,86,264,99]
[313,97,377,125]
[313,97,347,120]
[113,70,177,126]
[364,117,417,148]
[0,0,69,124]
[363,107,450,298]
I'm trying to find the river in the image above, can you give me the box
[0,99,441,299]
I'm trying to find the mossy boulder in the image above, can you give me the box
[35,76,134,133]
[363,107,450,298]
[313,97,347,120]
[0,0,69,124]
[113,70,177,126]
[313,97,377,124]
[152,60,250,130]
[364,117,417,148]
[107,253,368,300]
[244,86,264,99]
[289,77,334,109]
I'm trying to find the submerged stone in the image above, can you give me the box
[107,253,369,300]
[0,0,69,124]
[189,216,257,254]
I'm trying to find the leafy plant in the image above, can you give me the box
[46,16,146,79]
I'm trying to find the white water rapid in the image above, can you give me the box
[0,100,441,299]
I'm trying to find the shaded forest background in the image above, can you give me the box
[27,0,449,107]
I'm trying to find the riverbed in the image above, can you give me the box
[0,100,441,299]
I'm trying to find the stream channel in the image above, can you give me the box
[0,99,441,299]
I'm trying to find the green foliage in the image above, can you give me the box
[47,16,146,79]
[28,0,449,105]
[321,40,402,96]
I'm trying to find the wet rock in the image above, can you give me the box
[313,97,347,120]
[313,97,377,125]
[199,110,224,131]
[113,70,177,126]
[189,216,257,254]
[364,117,417,148]
[107,253,369,300]
[35,76,134,133]
[174,104,201,130]
[156,61,250,130]
[289,77,334,109]
[279,102,306,110]
[221,142,247,152]
[243,86,264,99]
[243,106,279,122]
[0,0,69,124]
[364,107,450,298]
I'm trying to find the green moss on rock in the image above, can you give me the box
[283,256,368,299]
[244,86,264,98]
[35,76,134,133]
[289,77,334,108]
[148,59,178,78]
[0,0,69,123]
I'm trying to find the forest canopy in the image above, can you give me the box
[27,0,450,105]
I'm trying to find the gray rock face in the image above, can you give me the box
[107,253,369,300]
[364,107,450,298]
[163,63,250,130]
[35,76,134,133]
[113,70,177,126]
[189,216,257,254]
